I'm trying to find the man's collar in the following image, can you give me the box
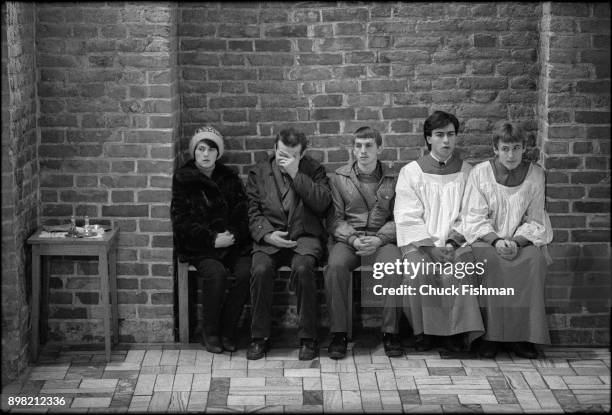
[429,152,453,165]
[355,161,379,176]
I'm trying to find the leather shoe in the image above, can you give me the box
[512,342,538,359]
[202,334,223,354]
[299,338,319,360]
[246,338,268,360]
[478,340,498,359]
[221,336,237,352]
[414,334,433,351]
[383,333,403,357]
[328,332,348,360]
[444,334,464,353]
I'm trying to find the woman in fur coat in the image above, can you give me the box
[171,126,251,353]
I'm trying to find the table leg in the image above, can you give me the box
[99,249,111,362]
[108,247,119,345]
[31,246,41,361]
[41,256,50,344]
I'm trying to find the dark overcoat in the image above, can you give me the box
[246,154,332,258]
[171,160,251,263]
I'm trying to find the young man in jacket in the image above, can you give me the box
[246,127,332,360]
[325,126,403,359]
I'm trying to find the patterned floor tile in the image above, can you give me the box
[429,367,468,376]
[403,403,443,412]
[303,390,322,406]
[71,397,112,408]
[303,377,321,390]
[398,389,420,405]
[441,403,484,412]
[421,394,460,405]
[227,394,264,406]
[265,393,303,406]
[284,404,323,413]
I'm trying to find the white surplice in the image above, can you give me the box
[395,160,472,248]
[458,161,553,247]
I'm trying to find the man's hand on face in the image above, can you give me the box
[264,230,298,248]
[277,150,300,179]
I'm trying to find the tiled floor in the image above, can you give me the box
[2,332,610,413]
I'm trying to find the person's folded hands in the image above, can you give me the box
[215,230,235,248]
[495,239,519,260]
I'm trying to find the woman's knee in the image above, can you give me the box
[232,257,252,284]
[196,259,228,280]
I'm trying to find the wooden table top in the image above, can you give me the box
[27,227,118,246]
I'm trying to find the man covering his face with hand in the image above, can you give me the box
[245,127,332,361]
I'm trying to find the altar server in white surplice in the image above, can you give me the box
[456,121,553,359]
[394,111,484,353]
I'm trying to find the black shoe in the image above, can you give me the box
[512,342,538,359]
[478,340,498,359]
[328,332,348,360]
[414,334,433,351]
[202,334,223,354]
[246,338,268,360]
[299,338,319,361]
[383,333,403,357]
[444,334,464,353]
[221,336,237,352]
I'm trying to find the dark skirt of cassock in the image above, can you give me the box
[402,246,485,345]
[470,242,550,345]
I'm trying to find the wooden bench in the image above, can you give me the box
[177,260,373,343]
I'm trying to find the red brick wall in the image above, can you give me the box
[538,2,611,345]
[1,2,39,384]
[36,3,180,344]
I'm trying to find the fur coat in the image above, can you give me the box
[171,160,251,262]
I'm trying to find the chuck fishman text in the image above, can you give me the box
[372,284,515,296]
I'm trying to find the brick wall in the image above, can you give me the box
[1,2,39,384]
[36,3,180,344]
[538,2,611,345]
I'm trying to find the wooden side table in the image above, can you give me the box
[27,228,119,362]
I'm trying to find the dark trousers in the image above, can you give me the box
[250,249,318,339]
[324,242,403,334]
[192,254,251,339]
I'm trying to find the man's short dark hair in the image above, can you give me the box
[275,127,308,153]
[353,126,382,147]
[423,111,460,150]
